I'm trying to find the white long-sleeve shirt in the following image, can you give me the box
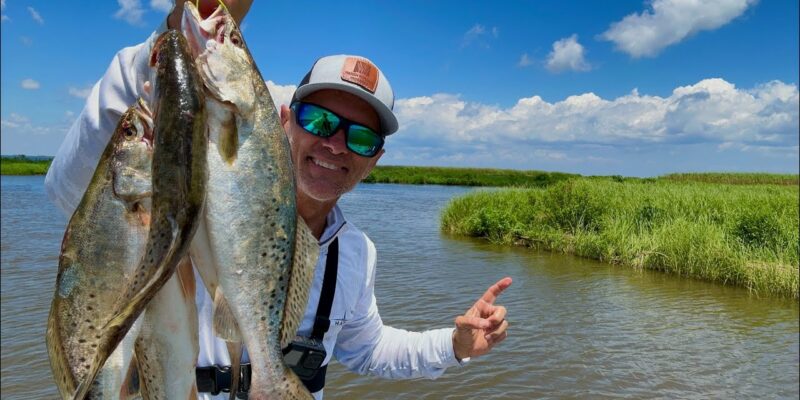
[44,24,463,400]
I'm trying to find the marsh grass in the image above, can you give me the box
[662,172,799,185]
[1,156,52,175]
[442,179,799,299]
[365,165,578,187]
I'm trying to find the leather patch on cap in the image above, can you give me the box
[341,57,379,93]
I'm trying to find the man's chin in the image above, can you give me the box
[297,179,350,203]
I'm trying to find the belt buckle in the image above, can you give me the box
[212,365,231,395]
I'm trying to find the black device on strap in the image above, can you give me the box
[197,237,340,397]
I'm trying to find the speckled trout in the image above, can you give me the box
[182,3,319,399]
[94,29,208,400]
[48,28,207,400]
[46,98,154,400]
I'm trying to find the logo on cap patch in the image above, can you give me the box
[341,57,379,93]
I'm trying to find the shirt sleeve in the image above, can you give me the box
[333,237,465,379]
[44,23,167,217]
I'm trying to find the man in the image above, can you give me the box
[45,1,511,398]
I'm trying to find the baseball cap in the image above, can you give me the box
[292,55,398,135]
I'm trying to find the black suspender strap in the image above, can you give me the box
[312,237,339,340]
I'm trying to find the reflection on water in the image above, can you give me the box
[2,177,798,399]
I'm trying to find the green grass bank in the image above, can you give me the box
[442,178,799,299]
[0,156,52,175]
[364,165,579,187]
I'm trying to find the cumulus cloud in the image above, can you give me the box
[393,78,798,156]
[150,0,172,13]
[265,81,297,112]
[114,0,146,26]
[600,0,757,58]
[21,79,40,89]
[546,34,591,72]
[461,24,499,49]
[27,6,43,24]
[68,86,93,99]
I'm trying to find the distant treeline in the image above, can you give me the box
[3,157,799,189]
[364,166,580,187]
[1,155,52,175]
[442,178,799,299]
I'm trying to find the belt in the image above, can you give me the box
[196,363,328,397]
[196,363,251,398]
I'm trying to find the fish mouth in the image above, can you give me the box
[181,2,228,60]
[134,98,155,147]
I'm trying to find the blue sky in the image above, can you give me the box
[2,0,798,176]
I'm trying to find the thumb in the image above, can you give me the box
[455,315,490,331]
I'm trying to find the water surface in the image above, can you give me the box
[1,176,797,399]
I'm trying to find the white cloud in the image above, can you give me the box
[114,0,146,26]
[1,0,5,10]
[461,24,499,49]
[1,15,9,22]
[27,6,43,24]
[393,78,798,155]
[546,34,590,72]
[20,36,32,46]
[518,53,533,67]
[68,86,93,99]
[600,0,757,58]
[265,81,297,112]
[21,79,40,89]
[150,0,172,13]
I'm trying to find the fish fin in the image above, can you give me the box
[226,342,243,400]
[218,114,238,164]
[46,304,79,400]
[120,351,141,400]
[212,289,242,342]
[176,256,196,301]
[189,218,219,297]
[280,216,320,349]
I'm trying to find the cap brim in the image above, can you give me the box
[293,82,399,135]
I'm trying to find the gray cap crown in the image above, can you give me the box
[292,54,399,135]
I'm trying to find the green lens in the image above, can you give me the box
[298,104,339,137]
[347,125,383,156]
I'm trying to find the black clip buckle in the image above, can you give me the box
[212,365,232,396]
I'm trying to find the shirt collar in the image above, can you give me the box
[319,204,347,246]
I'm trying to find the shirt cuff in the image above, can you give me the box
[439,328,470,368]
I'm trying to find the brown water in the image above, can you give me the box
[2,176,798,399]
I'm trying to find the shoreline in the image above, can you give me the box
[441,178,799,299]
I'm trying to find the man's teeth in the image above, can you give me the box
[313,158,337,170]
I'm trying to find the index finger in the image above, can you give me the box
[480,277,513,304]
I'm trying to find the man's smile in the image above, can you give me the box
[309,156,347,173]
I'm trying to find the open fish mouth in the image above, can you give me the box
[133,97,155,146]
[181,3,229,60]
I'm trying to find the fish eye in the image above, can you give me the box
[121,120,137,140]
[230,31,243,47]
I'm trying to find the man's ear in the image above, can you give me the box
[279,104,291,126]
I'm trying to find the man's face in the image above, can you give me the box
[281,89,384,204]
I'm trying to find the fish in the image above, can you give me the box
[182,3,320,399]
[134,256,199,400]
[46,98,155,400]
[69,29,208,400]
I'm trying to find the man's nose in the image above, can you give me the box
[321,128,348,155]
